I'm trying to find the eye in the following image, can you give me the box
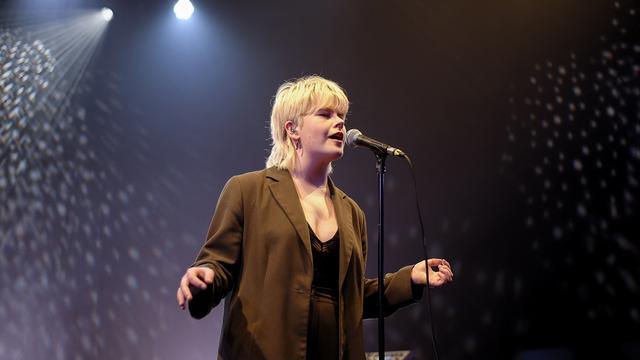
[317,110,331,118]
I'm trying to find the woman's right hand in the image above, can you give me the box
[177,266,215,310]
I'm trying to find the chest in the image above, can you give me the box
[299,194,338,242]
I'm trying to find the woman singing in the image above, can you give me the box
[176,75,454,359]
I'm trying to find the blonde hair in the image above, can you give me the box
[266,75,350,171]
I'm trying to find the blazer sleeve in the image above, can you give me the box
[188,176,244,319]
[358,207,425,319]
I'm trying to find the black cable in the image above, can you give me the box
[402,153,440,360]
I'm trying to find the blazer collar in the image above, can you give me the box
[266,167,312,263]
[265,166,347,199]
[265,167,354,289]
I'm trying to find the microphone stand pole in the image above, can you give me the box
[376,153,387,360]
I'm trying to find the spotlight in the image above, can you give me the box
[101,7,113,22]
[173,0,194,20]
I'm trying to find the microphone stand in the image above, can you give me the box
[375,153,387,360]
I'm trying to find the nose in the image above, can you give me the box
[333,115,345,130]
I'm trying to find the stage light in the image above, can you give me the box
[101,7,113,22]
[173,0,194,20]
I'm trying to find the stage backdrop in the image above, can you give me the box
[0,0,638,359]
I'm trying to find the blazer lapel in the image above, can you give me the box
[265,167,355,289]
[329,178,354,291]
[266,167,312,263]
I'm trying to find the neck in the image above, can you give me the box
[290,157,330,190]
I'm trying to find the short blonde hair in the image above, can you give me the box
[266,75,350,171]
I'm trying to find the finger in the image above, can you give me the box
[177,288,185,309]
[180,277,193,301]
[439,266,454,280]
[178,288,189,309]
[187,271,208,290]
[193,267,214,285]
[202,268,214,284]
[441,259,451,268]
[437,263,451,273]
[427,258,445,266]
[438,264,453,276]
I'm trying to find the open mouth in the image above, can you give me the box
[328,132,344,141]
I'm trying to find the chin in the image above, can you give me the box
[323,154,343,165]
[318,148,344,164]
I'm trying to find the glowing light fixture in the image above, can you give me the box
[173,0,194,20]
[101,7,113,22]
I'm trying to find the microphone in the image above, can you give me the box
[345,129,406,157]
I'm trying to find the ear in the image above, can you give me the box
[284,120,300,140]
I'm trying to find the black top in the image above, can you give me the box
[309,225,340,299]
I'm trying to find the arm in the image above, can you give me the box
[179,176,244,319]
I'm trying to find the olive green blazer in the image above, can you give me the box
[189,167,422,359]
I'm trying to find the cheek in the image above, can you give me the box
[305,128,325,142]
[302,132,318,143]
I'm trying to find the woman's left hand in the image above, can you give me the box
[411,258,454,287]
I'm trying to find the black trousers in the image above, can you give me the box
[306,290,338,360]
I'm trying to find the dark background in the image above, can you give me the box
[1,0,639,359]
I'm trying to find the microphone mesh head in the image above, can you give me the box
[345,129,362,147]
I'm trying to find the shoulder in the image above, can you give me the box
[229,168,268,185]
[230,167,287,186]
[234,165,294,179]
[219,169,266,198]
[222,167,286,198]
